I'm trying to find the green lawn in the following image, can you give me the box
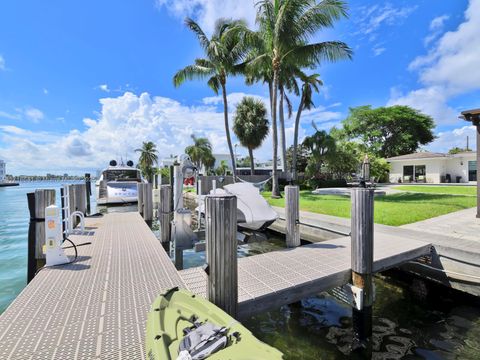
[263,191,476,226]
[393,185,477,196]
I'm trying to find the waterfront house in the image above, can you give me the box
[387,151,477,184]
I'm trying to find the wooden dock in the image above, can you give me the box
[0,212,182,360]
[0,211,432,359]
[180,231,431,319]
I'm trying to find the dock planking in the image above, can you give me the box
[0,210,432,359]
[180,233,431,319]
[0,212,183,360]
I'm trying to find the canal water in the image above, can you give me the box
[1,182,479,359]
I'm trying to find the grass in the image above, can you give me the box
[263,190,476,226]
[393,185,477,196]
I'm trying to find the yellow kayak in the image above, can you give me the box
[145,287,284,360]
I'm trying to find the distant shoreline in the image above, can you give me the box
[0,183,19,187]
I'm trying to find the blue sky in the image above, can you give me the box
[0,0,479,175]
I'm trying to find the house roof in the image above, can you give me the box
[387,152,446,161]
[387,151,476,161]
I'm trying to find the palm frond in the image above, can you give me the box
[173,64,215,87]
[185,18,210,51]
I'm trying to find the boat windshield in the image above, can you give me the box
[104,170,141,182]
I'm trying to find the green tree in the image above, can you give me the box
[135,141,158,183]
[338,105,436,158]
[292,72,323,181]
[233,97,270,175]
[287,143,309,175]
[246,0,352,197]
[448,146,470,154]
[173,18,246,178]
[303,122,336,181]
[215,160,230,176]
[185,135,214,172]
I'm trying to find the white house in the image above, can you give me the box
[0,160,6,182]
[387,151,477,184]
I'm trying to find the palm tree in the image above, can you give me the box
[135,141,158,183]
[185,135,214,172]
[233,97,270,175]
[173,18,247,179]
[292,72,323,181]
[303,121,336,177]
[247,0,352,197]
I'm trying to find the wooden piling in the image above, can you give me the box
[143,183,153,223]
[137,183,144,216]
[74,184,87,216]
[285,185,300,247]
[205,194,238,317]
[158,185,172,243]
[29,189,56,274]
[85,173,92,215]
[350,187,374,357]
[99,180,107,199]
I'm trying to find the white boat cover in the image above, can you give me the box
[219,183,278,230]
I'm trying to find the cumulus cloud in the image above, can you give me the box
[389,0,480,126]
[0,55,5,71]
[0,91,343,174]
[156,0,257,34]
[24,107,44,123]
[427,125,477,152]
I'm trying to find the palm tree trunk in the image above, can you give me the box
[292,95,305,183]
[221,82,236,180]
[248,147,255,175]
[279,85,288,176]
[271,67,281,198]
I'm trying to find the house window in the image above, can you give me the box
[403,166,414,181]
[415,165,426,180]
[468,161,477,181]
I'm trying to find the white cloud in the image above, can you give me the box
[24,107,44,123]
[0,91,344,174]
[43,88,49,95]
[424,14,449,45]
[372,45,386,56]
[389,0,480,126]
[98,84,110,92]
[355,4,417,38]
[0,55,5,71]
[0,110,20,120]
[427,125,477,152]
[387,86,457,125]
[156,0,257,34]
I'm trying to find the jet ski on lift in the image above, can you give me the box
[196,181,278,231]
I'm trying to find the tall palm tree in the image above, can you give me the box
[292,72,323,181]
[185,134,214,172]
[173,18,247,179]
[233,97,270,175]
[247,0,352,197]
[135,141,158,183]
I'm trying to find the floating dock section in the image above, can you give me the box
[0,211,432,359]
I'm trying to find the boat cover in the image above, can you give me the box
[221,183,278,226]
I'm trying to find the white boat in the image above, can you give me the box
[197,182,278,231]
[96,160,145,205]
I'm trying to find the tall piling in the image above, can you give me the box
[205,194,238,317]
[285,185,300,247]
[158,185,172,243]
[143,183,153,224]
[350,187,374,357]
[85,173,92,215]
[137,183,144,216]
[27,189,56,281]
